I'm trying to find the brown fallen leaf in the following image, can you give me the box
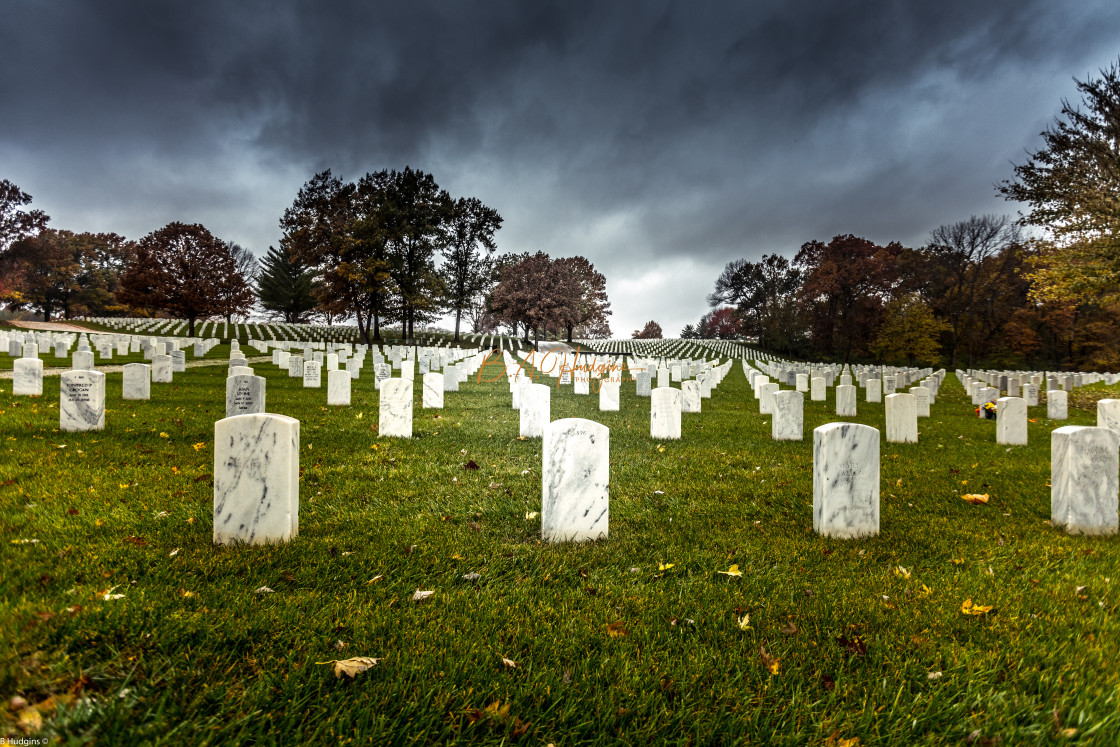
[606,622,629,638]
[780,621,798,636]
[837,634,867,656]
[320,656,382,679]
[821,674,836,691]
[463,460,480,470]
[760,643,780,674]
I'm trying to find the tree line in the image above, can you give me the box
[688,62,1120,371]
[0,167,613,343]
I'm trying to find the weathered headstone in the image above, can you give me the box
[379,379,413,437]
[650,387,681,440]
[910,386,930,417]
[760,382,779,414]
[772,390,804,441]
[59,370,106,432]
[1097,399,1120,438]
[13,358,43,396]
[810,376,826,402]
[813,422,879,538]
[885,393,917,443]
[520,383,550,438]
[226,374,267,417]
[681,380,701,413]
[599,380,620,411]
[635,370,652,397]
[866,378,881,403]
[122,362,151,400]
[1051,425,1118,535]
[422,372,444,408]
[996,396,1027,445]
[327,369,351,405]
[542,418,609,542]
[213,413,300,545]
[303,360,321,388]
[152,354,173,383]
[836,384,857,417]
[1048,390,1068,420]
[72,350,95,371]
[288,354,304,378]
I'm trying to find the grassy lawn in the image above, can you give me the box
[1,354,1118,745]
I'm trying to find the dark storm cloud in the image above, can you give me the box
[2,0,1119,334]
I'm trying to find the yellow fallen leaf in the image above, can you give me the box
[961,493,989,504]
[192,442,206,451]
[838,738,861,747]
[960,598,993,616]
[658,562,674,571]
[893,565,911,579]
[656,445,666,452]
[1060,728,1077,737]
[18,706,43,733]
[606,621,629,638]
[737,614,751,630]
[319,656,382,679]
[718,564,743,577]
[760,644,779,675]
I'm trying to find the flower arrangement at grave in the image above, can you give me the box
[975,401,997,419]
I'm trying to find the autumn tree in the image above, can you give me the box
[699,307,744,339]
[709,254,802,352]
[218,242,258,323]
[120,222,249,337]
[920,215,1023,366]
[555,256,611,341]
[999,61,1120,306]
[0,179,49,254]
[795,235,904,362]
[441,196,503,341]
[869,294,948,366]
[489,252,580,344]
[632,320,663,339]
[6,229,131,320]
[256,245,320,323]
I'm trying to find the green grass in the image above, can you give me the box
[1,357,1118,745]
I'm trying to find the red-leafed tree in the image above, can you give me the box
[699,307,743,338]
[795,235,904,362]
[489,252,581,344]
[555,256,611,341]
[632,320,663,338]
[120,222,252,336]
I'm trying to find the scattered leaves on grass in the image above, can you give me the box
[893,565,911,579]
[759,644,780,675]
[962,493,990,504]
[837,634,867,656]
[658,562,674,571]
[101,586,125,601]
[319,656,382,679]
[717,564,743,577]
[960,598,994,616]
[606,622,629,638]
[412,589,434,601]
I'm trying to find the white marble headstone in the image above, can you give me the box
[59,370,106,432]
[865,379,881,403]
[1052,425,1118,535]
[213,413,300,545]
[152,354,173,383]
[996,396,1027,445]
[520,383,550,438]
[772,390,804,441]
[760,382,779,414]
[327,369,351,405]
[542,418,609,542]
[422,372,444,408]
[885,393,917,443]
[1096,399,1120,438]
[303,360,322,388]
[122,362,151,400]
[599,380,620,411]
[650,386,681,440]
[13,358,43,396]
[836,384,857,417]
[226,374,267,418]
[810,376,826,402]
[379,379,413,437]
[72,350,95,371]
[813,422,879,538]
[1048,390,1068,420]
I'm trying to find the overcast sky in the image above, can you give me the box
[3,1,1119,337]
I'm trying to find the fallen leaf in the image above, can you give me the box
[1060,728,1077,737]
[820,674,835,691]
[837,738,861,747]
[928,671,943,680]
[320,656,382,679]
[837,635,867,656]
[524,511,539,520]
[412,589,434,601]
[960,598,994,616]
[962,493,990,504]
[101,585,125,601]
[780,621,798,636]
[606,622,629,638]
[501,657,517,668]
[760,643,780,674]
[893,565,911,579]
[192,442,206,450]
[18,706,43,734]
[255,586,275,594]
[158,432,169,439]
[462,572,481,582]
[737,614,751,630]
[463,460,479,470]
[717,564,743,577]
[658,562,674,571]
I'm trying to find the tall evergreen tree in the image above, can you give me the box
[256,245,320,323]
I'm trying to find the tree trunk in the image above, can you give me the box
[454,307,462,342]
[566,323,573,343]
[373,313,381,342]
[188,316,196,337]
